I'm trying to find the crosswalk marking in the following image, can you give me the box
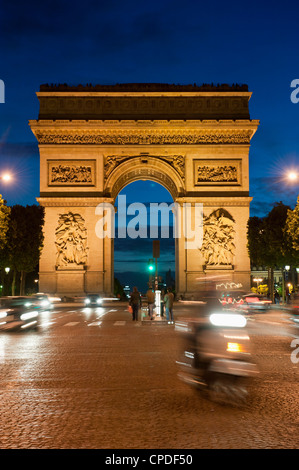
[42,317,162,328]
[88,321,103,327]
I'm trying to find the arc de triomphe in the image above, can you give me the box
[29,83,259,297]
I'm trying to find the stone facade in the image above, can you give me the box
[29,84,259,296]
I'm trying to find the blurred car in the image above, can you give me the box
[30,293,54,311]
[84,294,103,306]
[0,296,40,330]
[237,293,272,312]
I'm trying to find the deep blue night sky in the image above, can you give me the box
[0,0,298,290]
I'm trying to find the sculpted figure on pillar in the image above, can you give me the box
[202,209,235,266]
[55,212,88,267]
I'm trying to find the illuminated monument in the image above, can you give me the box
[29,83,259,297]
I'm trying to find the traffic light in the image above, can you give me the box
[148,259,154,272]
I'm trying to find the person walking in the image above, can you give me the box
[146,288,155,320]
[164,288,174,324]
[129,286,141,321]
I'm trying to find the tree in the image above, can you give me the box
[114,277,126,300]
[6,205,45,295]
[247,202,298,301]
[0,194,10,252]
[247,216,267,267]
[285,196,299,252]
[0,195,11,295]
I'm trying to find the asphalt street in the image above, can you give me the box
[0,301,298,450]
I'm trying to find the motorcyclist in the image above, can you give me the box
[184,290,223,372]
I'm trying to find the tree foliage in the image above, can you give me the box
[0,195,10,254]
[285,196,299,252]
[247,216,267,267]
[5,205,45,294]
[247,202,298,268]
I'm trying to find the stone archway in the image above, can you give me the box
[106,157,182,293]
[30,83,259,297]
[105,155,185,200]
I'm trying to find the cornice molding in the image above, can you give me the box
[36,197,113,207]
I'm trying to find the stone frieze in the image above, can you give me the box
[34,129,254,145]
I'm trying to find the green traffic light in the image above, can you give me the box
[148,259,154,271]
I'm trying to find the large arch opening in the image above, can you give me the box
[113,180,176,296]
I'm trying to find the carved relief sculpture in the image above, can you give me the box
[201,209,235,266]
[194,159,241,185]
[48,160,96,186]
[51,165,92,183]
[55,212,88,267]
[35,129,254,146]
[197,165,238,183]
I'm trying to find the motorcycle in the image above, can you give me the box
[175,311,258,405]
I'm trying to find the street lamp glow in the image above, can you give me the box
[1,173,12,182]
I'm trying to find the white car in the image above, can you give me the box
[31,293,54,311]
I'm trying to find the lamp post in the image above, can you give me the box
[283,265,291,303]
[253,277,263,294]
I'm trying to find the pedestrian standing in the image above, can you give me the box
[164,289,174,324]
[129,287,141,321]
[146,288,155,320]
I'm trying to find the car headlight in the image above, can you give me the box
[85,298,91,304]
[41,300,50,307]
[97,298,102,304]
[20,311,39,321]
[0,310,8,319]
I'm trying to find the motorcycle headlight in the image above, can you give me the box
[209,313,247,328]
[227,342,243,353]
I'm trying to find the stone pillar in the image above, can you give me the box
[37,199,114,296]
[29,83,259,298]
